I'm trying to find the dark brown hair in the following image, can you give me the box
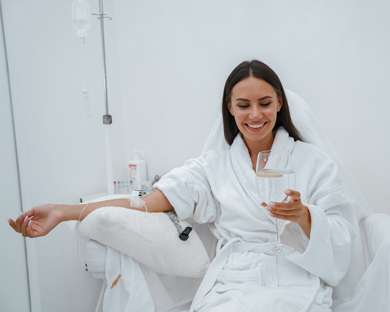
[222,60,304,145]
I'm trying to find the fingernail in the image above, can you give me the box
[265,206,271,211]
[268,202,275,207]
[7,218,11,225]
[17,213,22,220]
[28,220,31,227]
[270,213,275,217]
[285,190,291,195]
[24,216,28,223]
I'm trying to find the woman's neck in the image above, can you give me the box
[243,133,275,158]
[242,133,275,171]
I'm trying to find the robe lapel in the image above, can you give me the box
[271,127,295,154]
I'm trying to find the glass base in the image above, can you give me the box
[263,244,295,256]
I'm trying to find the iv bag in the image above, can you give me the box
[72,0,91,39]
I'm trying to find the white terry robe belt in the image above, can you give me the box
[190,238,320,312]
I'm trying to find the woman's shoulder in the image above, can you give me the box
[293,140,344,198]
[201,149,230,159]
[293,140,336,167]
[183,149,230,168]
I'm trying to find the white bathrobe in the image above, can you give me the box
[154,127,355,312]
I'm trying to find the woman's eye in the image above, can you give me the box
[238,105,249,108]
[260,103,271,107]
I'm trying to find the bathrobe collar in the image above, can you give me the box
[230,127,294,222]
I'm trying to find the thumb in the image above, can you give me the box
[25,208,37,219]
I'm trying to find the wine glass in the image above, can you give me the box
[255,150,295,256]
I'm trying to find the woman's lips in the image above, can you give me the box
[245,122,267,132]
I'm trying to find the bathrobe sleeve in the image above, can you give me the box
[283,142,356,287]
[153,154,218,224]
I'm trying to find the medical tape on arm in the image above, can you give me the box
[127,191,148,212]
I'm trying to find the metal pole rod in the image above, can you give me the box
[98,0,109,116]
[96,0,114,195]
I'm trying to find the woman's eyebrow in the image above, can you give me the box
[235,96,273,102]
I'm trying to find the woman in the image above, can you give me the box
[9,60,355,312]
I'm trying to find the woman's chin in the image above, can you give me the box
[241,129,274,149]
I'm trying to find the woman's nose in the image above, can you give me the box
[249,107,262,120]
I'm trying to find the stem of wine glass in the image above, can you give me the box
[276,195,289,246]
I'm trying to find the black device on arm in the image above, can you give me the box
[164,211,192,241]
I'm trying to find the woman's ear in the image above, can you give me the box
[277,98,283,112]
[227,101,234,116]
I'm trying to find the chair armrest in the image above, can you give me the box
[361,213,390,259]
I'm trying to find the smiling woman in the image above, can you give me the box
[150,60,354,312]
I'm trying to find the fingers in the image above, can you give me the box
[267,208,302,222]
[21,215,30,237]
[8,218,16,231]
[14,212,25,233]
[284,189,301,201]
[265,190,303,223]
[267,206,301,218]
[10,211,34,237]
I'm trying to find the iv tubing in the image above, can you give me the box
[77,201,92,269]
[105,125,114,195]
[82,40,86,89]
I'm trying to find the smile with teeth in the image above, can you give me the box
[246,122,266,129]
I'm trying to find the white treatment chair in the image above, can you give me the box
[82,90,390,312]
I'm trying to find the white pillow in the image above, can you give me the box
[78,205,211,278]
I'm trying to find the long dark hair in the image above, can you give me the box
[222,60,304,145]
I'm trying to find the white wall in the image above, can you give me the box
[1,0,389,311]
[0,4,30,310]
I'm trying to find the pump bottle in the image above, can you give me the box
[128,150,147,190]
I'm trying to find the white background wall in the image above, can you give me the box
[1,0,389,311]
[0,5,30,311]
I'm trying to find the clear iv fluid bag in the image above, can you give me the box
[72,0,91,39]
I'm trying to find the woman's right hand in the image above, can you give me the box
[8,204,63,238]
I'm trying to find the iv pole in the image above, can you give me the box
[93,0,114,195]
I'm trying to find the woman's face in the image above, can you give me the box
[228,77,282,151]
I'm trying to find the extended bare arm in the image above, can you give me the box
[8,189,173,238]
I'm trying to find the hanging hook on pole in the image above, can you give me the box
[91,13,112,21]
